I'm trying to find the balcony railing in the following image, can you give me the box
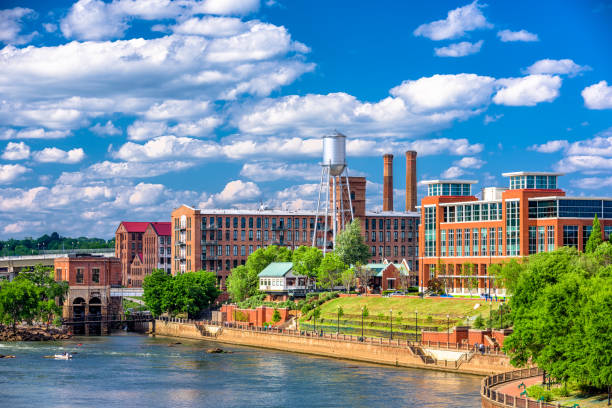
[201,240,219,246]
[201,254,219,260]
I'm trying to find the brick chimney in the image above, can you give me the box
[405,151,417,212]
[383,154,394,212]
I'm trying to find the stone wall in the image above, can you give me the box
[153,320,511,376]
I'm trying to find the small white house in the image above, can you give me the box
[258,262,308,298]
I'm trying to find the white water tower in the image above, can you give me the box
[312,131,354,252]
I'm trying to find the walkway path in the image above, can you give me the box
[125,296,145,305]
[494,375,542,397]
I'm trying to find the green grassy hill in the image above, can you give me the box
[299,295,501,339]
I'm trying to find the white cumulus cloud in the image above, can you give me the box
[525,59,590,77]
[0,164,29,184]
[33,147,85,164]
[582,81,612,110]
[497,29,538,42]
[529,140,569,153]
[2,142,30,160]
[413,1,492,40]
[90,121,122,136]
[434,40,483,57]
[493,75,562,106]
[240,161,319,182]
[0,7,37,45]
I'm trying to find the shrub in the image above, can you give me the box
[526,385,553,402]
[473,315,485,329]
[407,286,419,293]
[382,289,395,296]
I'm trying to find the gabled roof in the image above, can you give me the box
[121,222,150,233]
[365,262,408,277]
[150,222,171,236]
[258,262,294,277]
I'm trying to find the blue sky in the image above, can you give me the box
[0,0,611,239]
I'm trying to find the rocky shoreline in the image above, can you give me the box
[0,325,71,341]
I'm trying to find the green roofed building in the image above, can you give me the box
[363,259,416,292]
[258,262,310,299]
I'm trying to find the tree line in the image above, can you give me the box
[0,232,115,256]
[0,265,68,332]
[500,216,611,400]
[226,220,373,302]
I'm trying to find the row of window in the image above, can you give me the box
[528,199,612,219]
[440,228,505,257]
[202,216,313,230]
[442,202,503,223]
[527,226,556,254]
[364,218,417,230]
[202,229,313,243]
[427,183,471,197]
[367,230,415,243]
[369,245,415,257]
[424,206,436,257]
[509,175,557,190]
[73,268,100,284]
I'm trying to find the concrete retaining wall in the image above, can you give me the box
[153,320,510,376]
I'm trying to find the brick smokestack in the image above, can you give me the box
[406,151,417,212]
[383,154,394,212]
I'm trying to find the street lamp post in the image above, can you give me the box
[500,303,503,330]
[361,306,364,338]
[447,314,450,346]
[415,310,418,344]
[390,309,393,340]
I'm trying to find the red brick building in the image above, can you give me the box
[54,254,122,333]
[172,183,420,289]
[418,172,612,295]
[115,221,171,287]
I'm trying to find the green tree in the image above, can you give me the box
[143,269,172,316]
[462,262,478,297]
[354,264,373,294]
[312,307,321,332]
[491,259,523,295]
[272,309,281,324]
[292,246,323,282]
[163,271,220,318]
[246,246,292,277]
[317,252,345,289]
[334,219,370,266]
[0,279,41,332]
[340,268,355,293]
[17,264,68,326]
[226,265,251,303]
[585,215,603,253]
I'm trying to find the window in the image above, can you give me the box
[76,268,84,283]
[498,227,503,256]
[473,228,479,256]
[386,231,390,242]
[529,226,537,254]
[371,246,376,256]
[233,217,238,228]
[563,226,578,248]
[241,217,246,228]
[538,227,545,253]
[91,268,99,283]
[605,226,612,241]
[424,206,436,257]
[249,230,253,241]
[249,217,253,228]
[303,231,307,241]
[226,245,230,256]
[226,217,230,228]
[441,230,446,256]
[393,246,398,256]
[456,228,462,256]
[287,231,292,241]
[233,246,238,256]
[464,229,470,257]
[240,245,246,256]
[249,245,253,254]
[241,230,245,241]
[233,230,237,240]
[371,231,376,242]
[379,219,384,229]
[489,228,495,256]
[448,229,455,256]
[401,231,405,241]
[379,231,383,242]
[547,226,555,251]
[481,228,487,256]
[506,200,520,256]
[401,246,406,256]
[394,219,398,230]
[264,230,269,240]
[394,231,398,241]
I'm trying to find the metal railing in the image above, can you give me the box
[481,367,574,408]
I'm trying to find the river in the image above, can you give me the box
[0,334,482,407]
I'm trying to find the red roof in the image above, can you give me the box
[150,222,171,236]
[121,222,150,233]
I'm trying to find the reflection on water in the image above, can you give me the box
[0,333,482,407]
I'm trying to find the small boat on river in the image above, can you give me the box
[53,353,72,360]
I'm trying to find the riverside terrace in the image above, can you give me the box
[152,316,513,376]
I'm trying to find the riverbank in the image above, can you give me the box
[0,324,71,341]
[152,319,512,376]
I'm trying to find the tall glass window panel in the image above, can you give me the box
[529,226,537,255]
[538,227,545,253]
[563,226,578,248]
[547,226,555,251]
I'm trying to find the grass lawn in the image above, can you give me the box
[316,296,499,319]
[298,296,502,337]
